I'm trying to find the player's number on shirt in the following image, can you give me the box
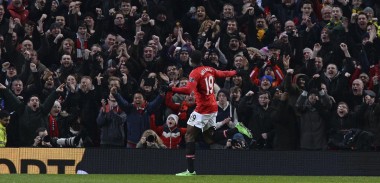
[205,75,214,95]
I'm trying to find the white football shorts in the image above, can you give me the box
[187,111,217,132]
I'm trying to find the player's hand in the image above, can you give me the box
[235,68,246,76]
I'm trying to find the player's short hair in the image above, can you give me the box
[190,50,203,65]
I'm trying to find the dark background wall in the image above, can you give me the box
[76,149,380,175]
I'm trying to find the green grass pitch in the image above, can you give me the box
[1,175,380,183]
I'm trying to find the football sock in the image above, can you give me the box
[186,142,195,173]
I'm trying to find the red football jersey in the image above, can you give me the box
[172,66,236,114]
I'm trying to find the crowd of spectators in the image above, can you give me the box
[0,0,379,151]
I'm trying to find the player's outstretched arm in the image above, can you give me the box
[214,69,237,78]
[172,81,197,95]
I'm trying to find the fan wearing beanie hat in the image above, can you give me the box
[260,75,274,91]
[249,57,285,89]
[150,114,186,149]
[167,114,179,128]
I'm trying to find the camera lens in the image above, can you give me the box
[43,135,51,142]
[146,135,155,142]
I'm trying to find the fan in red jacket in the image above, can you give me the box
[165,91,196,127]
[7,0,29,24]
[150,114,186,149]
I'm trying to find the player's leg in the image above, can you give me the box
[176,112,202,176]
[203,113,253,143]
[184,125,200,173]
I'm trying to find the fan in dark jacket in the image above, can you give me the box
[0,82,64,146]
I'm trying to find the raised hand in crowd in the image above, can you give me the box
[311,43,321,59]
[165,34,175,46]
[135,18,143,26]
[95,8,103,17]
[30,63,37,72]
[149,19,155,26]
[122,73,128,85]
[96,73,103,86]
[247,7,254,15]
[152,35,162,51]
[368,24,377,43]
[134,31,145,45]
[312,74,320,79]
[83,49,91,60]
[23,50,31,60]
[159,72,169,83]
[109,8,116,16]
[215,37,221,50]
[287,69,294,75]
[283,55,290,70]
[350,13,359,24]
[54,34,64,44]
[13,18,21,26]
[130,6,137,17]
[1,62,10,71]
[268,15,278,25]
[8,18,15,32]
[56,83,66,93]
[245,90,254,97]
[69,1,82,15]
[116,35,125,44]
[203,38,211,49]
[339,43,351,58]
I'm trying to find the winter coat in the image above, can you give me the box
[271,100,298,150]
[114,93,163,144]
[0,88,58,146]
[96,106,127,147]
[151,123,186,149]
[361,103,380,146]
[296,92,331,150]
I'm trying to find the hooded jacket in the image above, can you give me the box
[7,3,29,24]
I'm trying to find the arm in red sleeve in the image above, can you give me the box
[165,91,180,112]
[349,67,361,86]
[214,70,237,78]
[172,80,197,95]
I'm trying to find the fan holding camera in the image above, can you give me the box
[136,129,166,149]
[32,127,82,147]
[33,127,53,147]
[225,133,248,150]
